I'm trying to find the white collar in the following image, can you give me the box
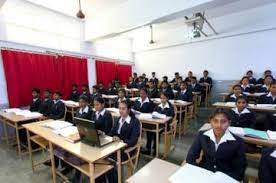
[79,106,89,114]
[119,115,131,124]
[230,93,241,99]
[33,98,39,102]
[158,102,170,109]
[181,89,187,93]
[138,97,150,104]
[267,92,276,98]
[44,98,50,101]
[96,108,106,116]
[204,128,236,146]
[262,84,269,89]
[241,84,250,88]
[232,107,251,115]
[54,99,60,104]
[118,97,126,102]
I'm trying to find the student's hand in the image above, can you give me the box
[113,136,120,141]
[40,116,48,120]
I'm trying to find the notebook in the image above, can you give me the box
[152,111,167,119]
[267,130,276,140]
[53,126,80,143]
[42,120,73,130]
[243,128,269,140]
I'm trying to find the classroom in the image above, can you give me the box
[0,0,275,183]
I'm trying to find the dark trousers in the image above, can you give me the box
[259,148,276,183]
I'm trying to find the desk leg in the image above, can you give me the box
[3,121,9,144]
[163,123,168,159]
[15,123,22,157]
[183,107,188,134]
[89,162,95,183]
[49,143,57,183]
[117,150,122,183]
[178,107,182,138]
[156,124,159,157]
[26,130,34,171]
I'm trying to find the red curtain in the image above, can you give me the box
[95,60,116,87]
[116,64,132,85]
[1,50,88,108]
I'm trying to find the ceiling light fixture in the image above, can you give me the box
[76,0,85,19]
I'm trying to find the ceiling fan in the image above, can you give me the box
[76,0,85,19]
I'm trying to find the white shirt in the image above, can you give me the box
[33,98,39,102]
[241,84,250,89]
[138,97,150,107]
[181,89,187,94]
[230,93,242,99]
[232,107,251,116]
[117,115,131,134]
[267,92,276,101]
[118,97,126,103]
[262,84,269,89]
[79,106,89,114]
[96,109,106,120]
[158,102,170,109]
[203,129,236,151]
[53,99,60,104]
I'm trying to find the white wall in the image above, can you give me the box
[134,3,276,80]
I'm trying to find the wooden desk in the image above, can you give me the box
[109,110,172,157]
[102,95,118,107]
[63,100,80,118]
[126,158,180,183]
[125,88,140,98]
[212,102,276,113]
[219,92,267,103]
[0,111,41,156]
[199,83,211,107]
[23,120,126,183]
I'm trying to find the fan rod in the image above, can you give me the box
[199,14,218,35]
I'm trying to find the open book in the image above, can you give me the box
[42,120,73,130]
[152,111,167,119]
[169,163,238,183]
[106,108,119,113]
[62,100,79,107]
[53,126,80,143]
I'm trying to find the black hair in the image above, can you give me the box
[264,70,271,74]
[175,72,179,75]
[159,92,169,99]
[119,100,134,117]
[264,75,273,80]
[270,81,276,86]
[180,81,188,86]
[203,70,209,74]
[152,72,156,75]
[163,76,168,80]
[140,88,148,94]
[191,76,197,80]
[32,88,40,94]
[246,70,253,74]
[133,72,137,76]
[72,84,78,87]
[82,84,89,88]
[240,76,249,83]
[94,97,105,104]
[54,91,62,96]
[118,88,126,94]
[236,96,249,104]
[79,95,89,103]
[92,85,99,89]
[45,89,52,94]
[232,84,242,90]
[209,108,231,121]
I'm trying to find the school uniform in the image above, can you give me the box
[159,88,175,100]
[90,93,101,104]
[199,77,213,86]
[224,93,244,102]
[170,78,178,83]
[189,83,202,93]
[75,106,93,120]
[150,77,159,86]
[127,82,137,89]
[186,129,247,181]
[49,100,65,120]
[98,87,107,95]
[30,97,42,112]
[258,85,270,93]
[259,148,276,183]
[241,84,255,93]
[173,84,181,92]
[69,90,80,102]
[248,77,257,85]
[133,97,154,113]
[176,89,193,102]
[39,98,53,117]
[82,91,91,102]
[136,81,145,89]
[259,92,276,104]
[91,109,113,135]
[147,88,159,99]
[229,107,256,128]
[114,97,129,108]
[259,93,276,130]
[106,87,117,95]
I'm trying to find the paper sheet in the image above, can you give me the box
[106,108,119,113]
[270,150,276,158]
[267,130,276,140]
[3,108,21,113]
[138,113,153,119]
[42,120,73,130]
[229,127,245,137]
[152,112,167,119]
[53,126,78,137]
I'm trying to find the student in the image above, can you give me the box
[49,91,65,120]
[159,81,175,100]
[133,72,139,83]
[176,81,193,102]
[240,76,254,93]
[184,71,193,84]
[257,70,273,84]
[228,96,256,128]
[75,95,93,120]
[98,82,107,95]
[136,76,146,89]
[90,85,102,106]
[133,88,154,113]
[69,84,80,102]
[30,88,42,112]
[127,77,137,89]
[259,81,276,104]
[81,84,91,102]
[258,148,276,183]
[170,72,180,83]
[107,82,118,95]
[258,75,273,93]
[186,108,247,181]
[147,80,159,99]
[143,92,175,155]
[173,77,183,91]
[115,89,129,108]
[150,72,159,86]
[199,70,213,87]
[246,70,257,85]
[39,89,53,117]
[189,76,202,93]
[225,85,244,102]
[162,76,168,83]
[142,73,148,83]
[91,97,113,134]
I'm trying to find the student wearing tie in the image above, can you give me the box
[162,76,169,83]
[259,148,276,183]
[39,89,53,118]
[199,70,213,87]
[176,81,193,102]
[246,70,257,85]
[225,85,244,102]
[240,76,254,93]
[115,89,129,108]
[258,75,273,93]
[30,88,42,112]
[133,72,139,83]
[142,73,148,83]
[91,97,113,135]
[186,108,247,181]
[257,70,273,84]
[189,76,202,93]
[136,76,146,89]
[69,84,80,102]
[81,84,91,102]
[143,92,175,155]
[75,95,93,120]
[159,81,175,100]
[228,96,256,128]
[173,77,183,91]
[49,91,65,120]
[150,72,159,86]
[133,88,155,113]
[98,82,107,95]
[147,80,159,99]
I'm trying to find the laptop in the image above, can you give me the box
[74,117,113,147]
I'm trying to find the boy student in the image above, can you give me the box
[258,75,273,93]
[186,108,247,181]
[225,85,244,102]
[82,84,91,102]
[49,91,65,120]
[39,89,53,118]
[142,73,148,83]
[69,84,80,102]
[189,76,202,93]
[75,95,92,120]
[159,81,175,100]
[136,76,146,89]
[176,81,193,102]
[133,72,139,83]
[106,82,117,95]
[150,72,158,86]
[257,70,273,84]
[90,85,101,105]
[147,80,159,99]
[127,77,137,89]
[240,76,254,93]
[114,89,129,108]
[246,70,257,85]
[98,82,107,95]
[199,70,213,87]
[30,88,42,112]
[184,71,193,84]
[170,72,180,83]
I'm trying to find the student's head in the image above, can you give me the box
[246,70,253,77]
[142,73,146,78]
[203,70,209,77]
[148,80,154,88]
[232,85,242,96]
[160,92,169,104]
[161,81,169,89]
[240,76,249,85]
[119,100,132,118]
[177,77,183,84]
[72,84,78,90]
[139,88,148,99]
[191,76,197,84]
[82,84,88,92]
[133,73,138,78]
[270,81,276,95]
[44,89,52,98]
[138,76,143,82]
[92,85,98,93]
[188,71,193,77]
[79,95,89,108]
[98,82,104,88]
[236,96,248,111]
[163,76,168,82]
[175,72,179,78]
[32,88,40,98]
[264,75,273,86]
[152,72,156,77]
[264,70,272,77]
[53,91,62,100]
[118,89,126,98]
[93,97,105,112]
[180,81,188,90]
[209,108,231,138]
[108,82,113,88]
[129,76,133,82]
